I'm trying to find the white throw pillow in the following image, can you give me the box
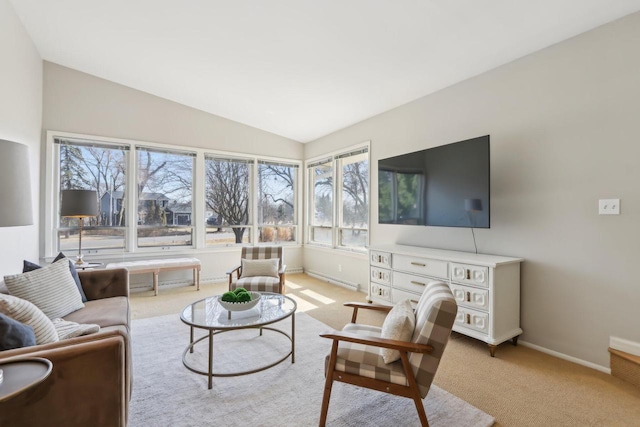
[4,258,84,319]
[380,299,416,364]
[240,258,279,279]
[0,293,59,345]
[52,318,100,340]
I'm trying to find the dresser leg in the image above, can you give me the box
[512,336,519,346]
[488,344,497,357]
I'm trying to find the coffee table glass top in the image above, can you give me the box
[180,292,296,330]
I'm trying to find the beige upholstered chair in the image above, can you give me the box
[227,246,286,294]
[319,281,457,427]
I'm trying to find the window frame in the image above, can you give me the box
[305,142,370,253]
[44,130,302,259]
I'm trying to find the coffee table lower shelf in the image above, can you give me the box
[182,325,295,389]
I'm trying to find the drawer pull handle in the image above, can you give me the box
[378,255,382,263]
[466,291,471,302]
[410,299,419,304]
[466,269,471,280]
[466,313,471,324]
[410,280,426,287]
[411,262,426,267]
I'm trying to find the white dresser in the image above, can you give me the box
[369,244,523,356]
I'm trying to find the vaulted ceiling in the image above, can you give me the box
[10,0,640,142]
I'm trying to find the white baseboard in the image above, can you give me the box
[305,270,363,292]
[519,340,610,374]
[610,336,640,356]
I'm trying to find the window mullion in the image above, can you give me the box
[126,147,137,252]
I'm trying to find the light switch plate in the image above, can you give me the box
[599,199,620,215]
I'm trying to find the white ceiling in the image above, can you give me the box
[10,1,640,143]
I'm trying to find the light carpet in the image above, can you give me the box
[130,312,495,427]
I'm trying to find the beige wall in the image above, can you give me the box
[0,0,42,275]
[42,62,305,283]
[305,12,640,368]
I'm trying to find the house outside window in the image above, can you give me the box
[136,147,195,248]
[307,144,369,251]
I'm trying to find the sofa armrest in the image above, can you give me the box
[78,268,129,300]
[0,330,127,426]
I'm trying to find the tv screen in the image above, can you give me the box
[378,135,490,228]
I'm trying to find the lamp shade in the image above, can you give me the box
[61,190,98,218]
[0,139,33,227]
[464,198,483,212]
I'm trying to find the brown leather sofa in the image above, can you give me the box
[0,268,131,427]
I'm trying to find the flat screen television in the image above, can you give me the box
[378,135,490,228]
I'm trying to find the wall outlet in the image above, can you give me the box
[599,199,620,215]
[338,264,342,272]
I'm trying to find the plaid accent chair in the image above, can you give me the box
[319,281,457,427]
[227,246,286,294]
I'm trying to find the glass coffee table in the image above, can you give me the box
[180,292,296,389]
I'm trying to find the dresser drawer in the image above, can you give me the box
[451,263,489,287]
[449,283,489,311]
[393,255,448,279]
[371,283,392,302]
[455,307,489,334]
[370,267,391,285]
[391,288,421,308]
[370,251,391,268]
[394,271,437,294]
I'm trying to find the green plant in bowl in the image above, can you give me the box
[221,291,238,302]
[236,292,251,302]
[233,287,248,295]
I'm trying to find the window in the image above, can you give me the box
[204,156,252,246]
[257,161,298,243]
[308,158,333,245]
[307,146,369,250]
[56,139,128,253]
[338,151,369,247]
[136,147,194,248]
[47,131,301,258]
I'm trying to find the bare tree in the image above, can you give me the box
[206,159,249,243]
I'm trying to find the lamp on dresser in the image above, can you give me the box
[0,139,33,227]
[60,189,98,265]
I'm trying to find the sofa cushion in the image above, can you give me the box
[0,293,59,345]
[52,318,100,340]
[380,299,416,364]
[5,258,84,319]
[0,312,36,350]
[63,296,130,332]
[241,258,280,278]
[23,253,88,302]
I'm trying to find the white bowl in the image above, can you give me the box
[219,292,261,311]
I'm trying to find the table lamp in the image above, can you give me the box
[61,189,98,265]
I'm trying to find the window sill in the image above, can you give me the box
[303,244,368,259]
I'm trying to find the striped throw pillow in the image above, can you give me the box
[0,293,59,345]
[4,258,84,319]
[52,318,100,340]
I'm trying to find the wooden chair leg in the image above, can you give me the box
[400,352,429,427]
[319,341,339,426]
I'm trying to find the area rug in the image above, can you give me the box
[129,312,495,427]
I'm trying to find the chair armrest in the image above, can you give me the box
[0,331,127,426]
[320,331,433,354]
[279,264,287,275]
[344,301,392,323]
[226,265,241,275]
[78,268,129,300]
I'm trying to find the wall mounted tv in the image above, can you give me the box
[378,135,490,228]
